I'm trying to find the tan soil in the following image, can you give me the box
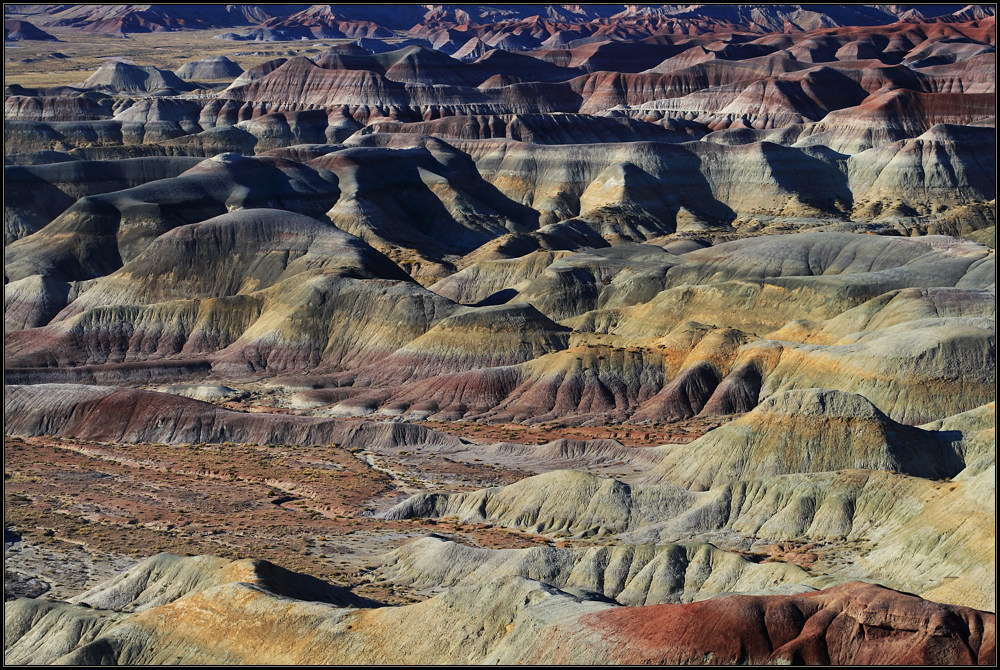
[3,434,554,604]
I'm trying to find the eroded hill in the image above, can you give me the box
[4,4,995,666]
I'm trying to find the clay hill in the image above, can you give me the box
[5,553,994,664]
[9,4,992,38]
[4,19,58,41]
[5,5,308,35]
[175,56,243,82]
[3,4,996,667]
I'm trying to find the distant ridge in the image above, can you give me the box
[6,4,994,38]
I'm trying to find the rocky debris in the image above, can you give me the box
[3,357,993,640]
[156,384,244,403]
[4,571,51,600]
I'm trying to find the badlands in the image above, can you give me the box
[3,3,996,665]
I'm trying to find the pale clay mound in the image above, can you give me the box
[384,393,995,611]
[6,226,993,424]
[174,56,244,82]
[4,554,994,665]
[652,388,967,489]
[380,535,818,605]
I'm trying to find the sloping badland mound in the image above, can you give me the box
[4,19,58,41]
[381,535,814,605]
[5,562,994,665]
[2,10,994,664]
[386,462,996,611]
[174,56,244,82]
[576,581,994,665]
[653,388,966,489]
[2,384,463,452]
[69,552,375,612]
[4,156,203,246]
[81,62,195,94]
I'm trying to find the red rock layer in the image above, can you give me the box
[582,581,995,665]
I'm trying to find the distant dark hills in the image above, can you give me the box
[5,4,995,39]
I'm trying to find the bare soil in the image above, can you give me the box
[418,415,730,447]
[3,434,554,604]
[3,25,377,88]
